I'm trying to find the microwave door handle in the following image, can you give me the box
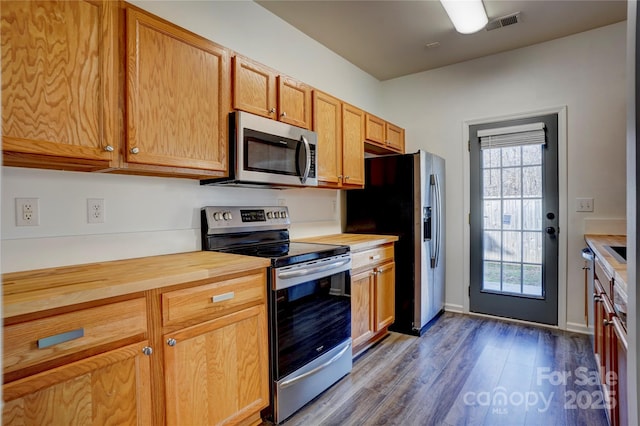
[299,135,311,184]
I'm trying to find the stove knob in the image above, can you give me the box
[273,211,280,219]
[281,211,288,219]
[223,211,232,220]
[213,212,222,221]
[266,211,274,219]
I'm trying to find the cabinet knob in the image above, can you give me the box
[130,147,140,155]
[603,319,612,326]
[167,338,177,347]
[142,346,153,356]
[104,145,114,152]
[280,111,287,118]
[344,176,350,180]
[269,107,276,114]
[338,175,343,180]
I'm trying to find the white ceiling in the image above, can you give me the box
[256,0,627,81]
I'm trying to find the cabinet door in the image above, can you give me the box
[351,270,375,350]
[278,76,312,129]
[385,123,405,153]
[126,8,230,174]
[313,90,342,187]
[613,317,627,426]
[232,56,277,119]
[1,0,118,170]
[602,296,617,426]
[164,305,269,426]
[364,113,385,145]
[375,262,395,331]
[3,341,152,426]
[341,103,365,188]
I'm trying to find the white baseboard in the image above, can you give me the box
[565,322,593,335]
[444,303,464,313]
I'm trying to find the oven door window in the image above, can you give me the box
[274,270,350,380]
[244,129,303,176]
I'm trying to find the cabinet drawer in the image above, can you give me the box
[162,271,266,327]
[351,244,394,271]
[4,298,147,376]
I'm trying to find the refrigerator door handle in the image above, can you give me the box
[435,174,442,268]
[430,174,442,268]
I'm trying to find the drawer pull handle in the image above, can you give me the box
[212,292,235,303]
[38,328,84,349]
[370,255,381,260]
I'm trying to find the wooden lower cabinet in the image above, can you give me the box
[3,341,153,425]
[592,261,627,426]
[350,242,396,356]
[164,305,269,426]
[351,270,375,349]
[375,262,395,331]
[3,267,270,426]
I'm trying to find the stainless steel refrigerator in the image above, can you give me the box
[345,150,445,335]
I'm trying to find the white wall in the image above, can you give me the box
[0,0,379,273]
[379,22,628,330]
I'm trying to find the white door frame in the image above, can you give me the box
[462,106,568,330]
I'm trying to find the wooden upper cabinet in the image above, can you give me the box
[313,90,342,186]
[278,76,312,129]
[342,103,365,187]
[1,0,119,171]
[364,114,385,145]
[233,55,312,129]
[364,113,405,154]
[232,55,277,119]
[125,7,230,176]
[386,122,405,152]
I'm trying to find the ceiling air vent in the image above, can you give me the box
[486,12,521,31]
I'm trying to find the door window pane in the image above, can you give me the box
[502,231,521,262]
[502,168,521,198]
[502,147,521,167]
[502,263,522,293]
[522,145,542,165]
[483,231,502,261]
[483,261,501,292]
[523,166,542,197]
[502,200,521,230]
[483,200,501,230]
[483,169,501,198]
[523,199,542,230]
[523,264,542,296]
[523,232,542,263]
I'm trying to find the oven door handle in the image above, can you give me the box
[277,259,350,279]
[279,342,351,389]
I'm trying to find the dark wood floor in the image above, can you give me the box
[276,312,609,426]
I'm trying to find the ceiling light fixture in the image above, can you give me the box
[440,0,489,34]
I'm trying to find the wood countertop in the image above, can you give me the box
[584,234,627,294]
[295,233,399,251]
[2,251,271,319]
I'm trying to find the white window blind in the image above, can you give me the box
[478,122,546,150]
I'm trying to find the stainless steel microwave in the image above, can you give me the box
[201,111,318,188]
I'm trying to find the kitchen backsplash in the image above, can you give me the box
[1,167,342,273]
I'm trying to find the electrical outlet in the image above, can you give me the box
[576,197,594,212]
[87,198,105,223]
[16,198,40,226]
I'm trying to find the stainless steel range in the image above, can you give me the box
[201,206,352,424]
